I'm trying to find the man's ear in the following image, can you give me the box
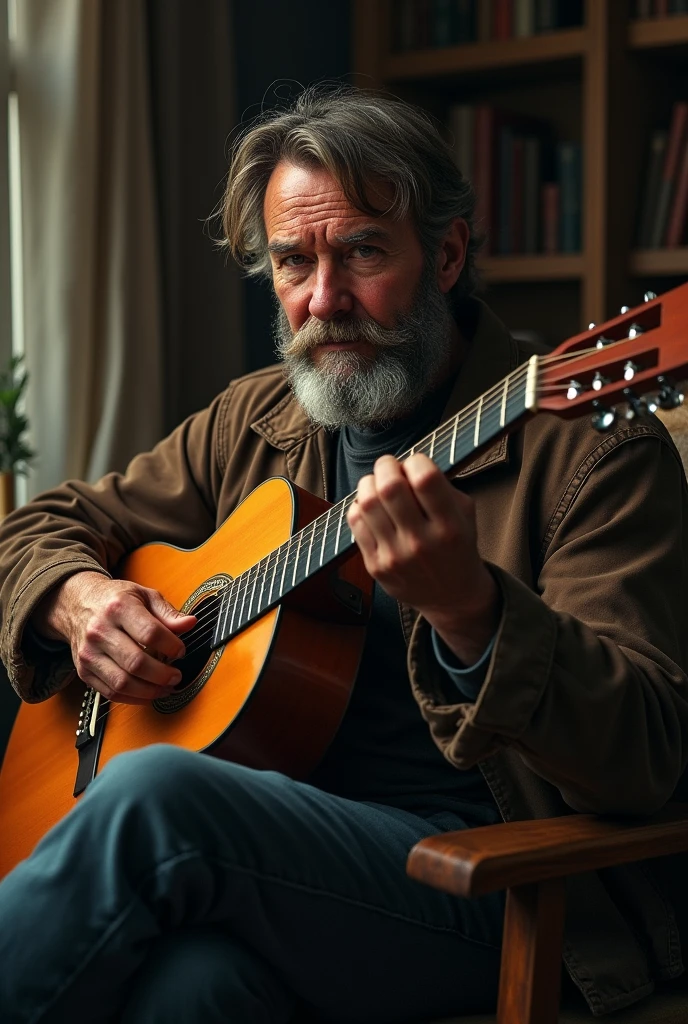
[436,218,470,294]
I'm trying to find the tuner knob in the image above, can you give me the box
[627,323,644,339]
[620,305,631,314]
[588,322,596,330]
[567,380,583,400]
[644,291,657,302]
[657,378,685,409]
[623,360,639,381]
[592,372,611,392]
[595,336,613,349]
[622,388,649,419]
[591,401,617,432]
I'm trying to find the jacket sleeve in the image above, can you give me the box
[409,432,688,815]
[0,387,231,703]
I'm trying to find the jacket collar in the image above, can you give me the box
[250,298,519,479]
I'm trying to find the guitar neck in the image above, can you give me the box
[211,357,537,649]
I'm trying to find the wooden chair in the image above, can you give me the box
[407,803,688,1024]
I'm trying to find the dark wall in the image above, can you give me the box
[233,0,353,371]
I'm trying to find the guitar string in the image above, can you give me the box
[177,361,535,652]
[163,334,649,654]
[90,339,654,726]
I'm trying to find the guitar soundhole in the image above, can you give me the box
[153,577,230,715]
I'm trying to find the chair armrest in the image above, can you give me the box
[407,802,688,898]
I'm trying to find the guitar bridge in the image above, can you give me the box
[73,687,108,796]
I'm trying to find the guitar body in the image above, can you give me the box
[0,478,372,880]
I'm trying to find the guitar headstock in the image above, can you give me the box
[538,286,688,429]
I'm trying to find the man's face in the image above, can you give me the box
[264,160,459,427]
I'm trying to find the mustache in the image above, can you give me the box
[281,315,406,358]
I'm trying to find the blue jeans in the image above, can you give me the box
[0,745,503,1023]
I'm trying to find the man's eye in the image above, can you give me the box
[283,254,307,267]
[351,245,379,259]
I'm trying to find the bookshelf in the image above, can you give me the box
[354,0,688,347]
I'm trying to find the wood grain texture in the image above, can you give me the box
[0,478,371,879]
[497,880,566,1024]
[406,804,688,898]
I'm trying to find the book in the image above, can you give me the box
[494,0,513,38]
[536,0,557,31]
[523,136,541,253]
[448,104,475,180]
[498,127,515,253]
[432,0,457,46]
[542,182,560,253]
[665,134,688,245]
[558,141,582,253]
[637,129,669,247]
[636,0,653,14]
[649,101,688,249]
[415,0,432,49]
[457,0,476,42]
[511,135,526,252]
[477,0,493,40]
[515,0,536,36]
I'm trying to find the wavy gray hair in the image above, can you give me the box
[221,85,483,303]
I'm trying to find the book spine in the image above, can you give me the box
[432,0,457,46]
[473,105,496,253]
[476,0,493,40]
[665,135,688,245]
[637,130,668,247]
[457,0,476,42]
[523,136,541,253]
[536,0,556,31]
[655,0,670,15]
[494,0,513,38]
[636,0,653,15]
[396,0,416,50]
[498,127,515,253]
[449,104,475,180]
[415,0,432,48]
[511,135,525,252]
[514,0,535,36]
[649,101,688,248]
[542,182,560,253]
[558,141,582,253]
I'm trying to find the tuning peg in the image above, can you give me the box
[623,360,639,381]
[644,291,657,302]
[591,401,617,432]
[657,376,685,409]
[620,305,631,314]
[588,322,596,330]
[595,335,614,349]
[627,323,644,339]
[592,371,611,392]
[567,380,583,400]
[622,388,653,419]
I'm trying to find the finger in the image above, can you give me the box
[77,653,176,704]
[373,454,426,532]
[355,472,397,544]
[119,600,193,662]
[403,453,466,521]
[347,501,378,559]
[104,630,183,688]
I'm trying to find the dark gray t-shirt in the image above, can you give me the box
[309,380,500,827]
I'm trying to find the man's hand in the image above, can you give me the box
[347,453,501,665]
[32,571,197,704]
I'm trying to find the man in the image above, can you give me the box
[0,86,687,1023]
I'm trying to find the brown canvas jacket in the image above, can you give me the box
[0,301,687,1015]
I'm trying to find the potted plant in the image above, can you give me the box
[0,355,36,517]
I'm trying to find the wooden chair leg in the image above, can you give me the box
[496,878,566,1024]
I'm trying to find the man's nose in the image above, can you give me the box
[307,263,354,321]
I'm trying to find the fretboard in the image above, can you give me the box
[211,356,538,649]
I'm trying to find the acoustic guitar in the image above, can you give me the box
[1,286,687,880]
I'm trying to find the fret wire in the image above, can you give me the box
[428,429,436,460]
[227,577,241,637]
[304,519,317,577]
[320,506,332,566]
[278,541,290,598]
[291,529,304,588]
[237,564,253,627]
[473,395,483,447]
[334,501,346,553]
[500,377,508,427]
[268,548,280,605]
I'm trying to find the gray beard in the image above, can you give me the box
[273,266,456,429]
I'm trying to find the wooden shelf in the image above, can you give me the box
[628,16,688,50]
[383,29,587,81]
[479,254,584,284]
[630,249,688,277]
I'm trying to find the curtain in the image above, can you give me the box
[13,0,163,494]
